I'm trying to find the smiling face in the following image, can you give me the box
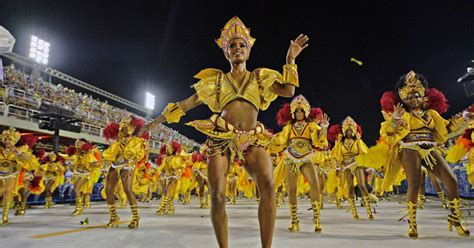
[344,128,353,138]
[225,38,249,63]
[295,108,306,121]
[403,92,424,110]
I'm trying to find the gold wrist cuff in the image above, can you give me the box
[162,102,185,124]
[282,64,299,87]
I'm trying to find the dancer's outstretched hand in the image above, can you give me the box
[286,34,309,64]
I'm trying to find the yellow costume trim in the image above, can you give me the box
[398,70,425,101]
[162,102,185,124]
[283,64,299,87]
[341,116,357,135]
[399,144,445,170]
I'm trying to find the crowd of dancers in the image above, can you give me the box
[1,16,473,248]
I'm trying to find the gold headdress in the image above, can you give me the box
[119,115,137,136]
[398,70,426,101]
[1,127,21,145]
[290,94,311,118]
[341,116,357,134]
[215,17,255,52]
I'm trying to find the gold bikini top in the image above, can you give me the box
[192,68,284,113]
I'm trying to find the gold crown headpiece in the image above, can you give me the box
[290,94,311,118]
[398,70,426,101]
[215,17,255,52]
[119,115,135,136]
[1,127,21,145]
[342,116,357,134]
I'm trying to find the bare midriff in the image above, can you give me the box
[220,98,258,131]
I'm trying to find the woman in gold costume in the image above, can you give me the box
[368,71,470,238]
[329,117,374,220]
[192,150,210,208]
[67,139,102,216]
[0,128,39,225]
[139,17,308,247]
[102,115,148,229]
[446,104,474,191]
[155,142,185,215]
[270,95,328,233]
[40,152,66,208]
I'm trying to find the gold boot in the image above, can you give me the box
[312,200,322,233]
[165,199,175,215]
[349,198,359,220]
[320,195,324,210]
[18,202,26,216]
[437,191,447,209]
[2,202,10,225]
[288,204,300,232]
[335,196,342,209]
[407,201,418,239]
[204,194,211,208]
[128,205,140,229]
[275,192,282,208]
[447,198,470,237]
[417,194,425,209]
[199,196,205,208]
[84,194,91,209]
[71,198,84,216]
[105,204,120,228]
[363,196,374,220]
[156,196,168,215]
[45,197,53,209]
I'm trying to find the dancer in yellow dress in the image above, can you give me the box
[12,136,40,216]
[447,104,474,189]
[67,139,102,216]
[366,71,470,238]
[139,16,309,247]
[102,116,148,228]
[270,95,328,232]
[329,117,374,220]
[0,128,39,225]
[193,150,210,208]
[155,142,185,215]
[40,152,66,209]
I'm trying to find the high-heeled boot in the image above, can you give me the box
[128,205,140,229]
[363,195,374,220]
[349,198,359,220]
[71,197,84,216]
[437,191,447,209]
[407,201,418,239]
[288,203,300,232]
[447,198,470,237]
[312,200,322,233]
[105,204,120,228]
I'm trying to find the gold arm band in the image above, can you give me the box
[162,102,185,124]
[282,64,299,87]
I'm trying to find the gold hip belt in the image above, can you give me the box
[189,114,271,160]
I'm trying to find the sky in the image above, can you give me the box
[1,0,473,144]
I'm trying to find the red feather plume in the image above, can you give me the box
[35,148,46,159]
[103,122,120,141]
[426,88,448,113]
[155,155,163,165]
[159,145,167,155]
[357,124,363,135]
[328,124,341,142]
[309,107,323,122]
[276,103,292,127]
[66,146,77,156]
[171,141,182,154]
[81,143,93,152]
[19,135,38,148]
[380,91,397,112]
